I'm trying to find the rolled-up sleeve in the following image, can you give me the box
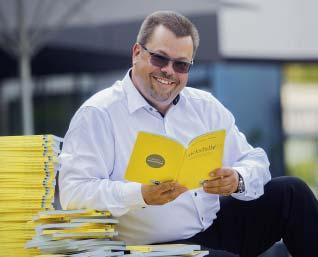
[58,107,146,217]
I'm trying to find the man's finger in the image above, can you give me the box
[156,181,176,192]
[204,176,233,188]
[203,184,233,195]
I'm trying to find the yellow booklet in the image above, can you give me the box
[125,130,225,189]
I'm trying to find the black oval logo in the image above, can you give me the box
[146,154,165,168]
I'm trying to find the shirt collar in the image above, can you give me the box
[122,69,151,114]
[122,69,184,114]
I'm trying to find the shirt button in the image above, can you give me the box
[194,192,197,197]
[201,217,204,221]
[149,107,153,111]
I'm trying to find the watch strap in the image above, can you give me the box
[235,172,245,193]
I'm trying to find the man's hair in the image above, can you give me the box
[137,10,200,58]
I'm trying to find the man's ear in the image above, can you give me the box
[132,43,141,65]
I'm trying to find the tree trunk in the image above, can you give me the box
[18,0,34,135]
[19,50,34,135]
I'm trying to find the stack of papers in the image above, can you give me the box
[26,209,125,256]
[0,134,62,256]
[25,209,208,257]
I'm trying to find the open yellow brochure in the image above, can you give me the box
[125,130,225,189]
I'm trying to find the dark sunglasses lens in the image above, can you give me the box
[150,52,191,73]
[174,61,191,73]
[150,54,169,68]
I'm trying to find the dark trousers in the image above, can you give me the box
[173,177,318,257]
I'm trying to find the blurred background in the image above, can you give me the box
[0,1,317,256]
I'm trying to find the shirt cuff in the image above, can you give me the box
[121,182,147,209]
[231,166,261,200]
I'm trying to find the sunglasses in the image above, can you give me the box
[140,44,193,74]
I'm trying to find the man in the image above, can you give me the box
[59,11,318,257]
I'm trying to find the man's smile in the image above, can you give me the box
[152,75,177,87]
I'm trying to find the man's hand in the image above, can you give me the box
[141,182,188,205]
[203,167,239,196]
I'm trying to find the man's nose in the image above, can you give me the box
[160,61,175,75]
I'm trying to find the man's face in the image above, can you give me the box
[132,25,193,110]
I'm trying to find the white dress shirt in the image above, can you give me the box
[59,70,271,244]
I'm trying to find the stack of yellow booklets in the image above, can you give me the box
[125,130,225,189]
[26,209,125,256]
[0,134,62,257]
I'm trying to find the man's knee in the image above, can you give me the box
[265,176,315,202]
[266,176,308,190]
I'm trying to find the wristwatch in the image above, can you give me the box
[235,172,245,193]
